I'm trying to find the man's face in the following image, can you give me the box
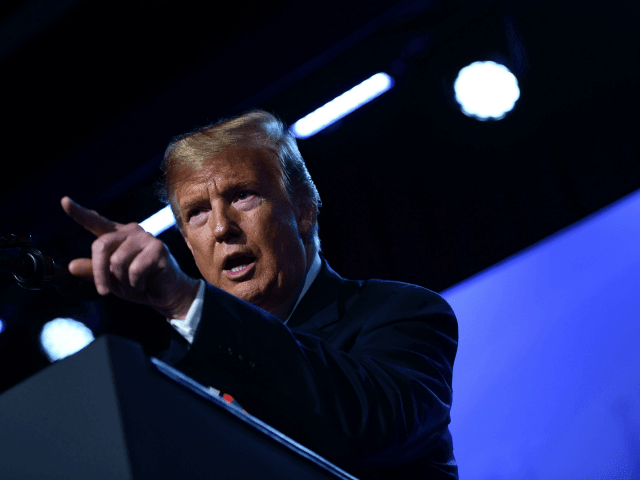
[173,146,313,319]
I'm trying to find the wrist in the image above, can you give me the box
[161,277,201,320]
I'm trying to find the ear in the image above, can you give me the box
[296,202,317,238]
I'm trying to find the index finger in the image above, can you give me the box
[61,196,120,237]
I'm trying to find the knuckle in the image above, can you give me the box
[129,268,140,286]
[92,232,119,254]
[150,239,166,255]
[129,229,155,246]
[92,237,108,254]
[109,256,125,277]
[109,246,125,263]
[129,262,149,289]
[123,222,144,234]
[141,237,167,260]
[145,231,160,244]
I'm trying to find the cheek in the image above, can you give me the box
[247,206,283,241]
[190,246,208,271]
[248,214,299,269]
[265,211,299,246]
[272,221,306,266]
[187,235,216,270]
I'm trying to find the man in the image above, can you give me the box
[61,110,459,479]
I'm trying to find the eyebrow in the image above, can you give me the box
[226,178,260,192]
[177,185,208,211]
[180,199,204,211]
[179,179,260,210]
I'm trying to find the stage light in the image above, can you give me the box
[454,61,520,120]
[290,72,394,139]
[140,73,394,232]
[0,318,4,334]
[139,205,175,237]
[40,318,95,362]
[140,74,395,233]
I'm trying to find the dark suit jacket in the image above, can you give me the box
[163,257,459,479]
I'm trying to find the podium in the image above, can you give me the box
[0,335,358,479]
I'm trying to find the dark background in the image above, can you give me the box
[1,0,638,391]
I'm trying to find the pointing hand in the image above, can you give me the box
[61,196,199,319]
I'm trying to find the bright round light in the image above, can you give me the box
[40,318,95,362]
[0,318,5,334]
[454,61,520,120]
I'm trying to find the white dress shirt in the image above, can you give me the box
[168,252,322,345]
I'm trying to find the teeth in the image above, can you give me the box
[230,264,250,273]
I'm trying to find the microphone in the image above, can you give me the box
[0,234,83,296]
[0,252,42,282]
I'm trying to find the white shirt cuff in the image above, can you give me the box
[168,279,206,345]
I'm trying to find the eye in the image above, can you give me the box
[186,208,208,226]
[233,190,261,210]
[236,191,253,201]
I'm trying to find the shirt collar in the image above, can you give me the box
[284,251,321,325]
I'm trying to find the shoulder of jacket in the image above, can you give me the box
[362,278,440,297]
[359,279,455,313]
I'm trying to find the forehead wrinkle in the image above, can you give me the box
[177,170,252,209]
[174,146,280,208]
[208,161,262,192]
[175,180,208,210]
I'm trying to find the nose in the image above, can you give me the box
[211,202,241,242]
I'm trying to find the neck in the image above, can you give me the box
[271,277,306,321]
[270,245,317,321]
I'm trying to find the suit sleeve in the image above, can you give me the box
[173,281,458,471]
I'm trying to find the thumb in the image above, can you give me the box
[68,258,95,283]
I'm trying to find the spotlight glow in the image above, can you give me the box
[139,205,176,237]
[290,72,394,139]
[140,74,395,233]
[454,61,520,120]
[0,318,4,334]
[40,318,95,362]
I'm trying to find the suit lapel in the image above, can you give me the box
[287,256,345,333]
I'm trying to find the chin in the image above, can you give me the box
[227,280,268,304]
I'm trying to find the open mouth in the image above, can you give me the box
[223,254,256,278]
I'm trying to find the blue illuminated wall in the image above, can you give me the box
[442,189,640,479]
